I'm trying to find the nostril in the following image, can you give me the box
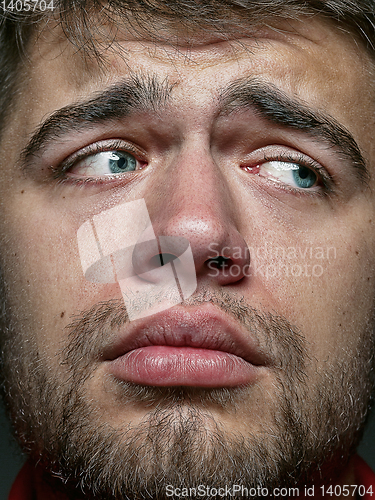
[207,256,232,270]
[149,253,179,269]
[132,235,191,278]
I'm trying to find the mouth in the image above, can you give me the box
[103,303,270,388]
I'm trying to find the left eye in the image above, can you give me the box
[69,150,141,177]
[247,161,318,189]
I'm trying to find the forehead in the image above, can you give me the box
[5,15,375,173]
[22,17,374,113]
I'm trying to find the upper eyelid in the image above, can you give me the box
[55,139,146,175]
[59,141,328,176]
[52,137,333,195]
[243,150,329,177]
[262,155,329,182]
[65,139,146,163]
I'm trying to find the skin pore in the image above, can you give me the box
[0,14,375,499]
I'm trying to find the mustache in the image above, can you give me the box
[62,288,308,386]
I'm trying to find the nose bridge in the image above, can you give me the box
[154,83,227,226]
[153,141,233,244]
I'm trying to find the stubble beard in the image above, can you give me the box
[0,286,374,500]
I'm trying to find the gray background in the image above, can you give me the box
[0,401,375,499]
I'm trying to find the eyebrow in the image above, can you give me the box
[21,73,368,183]
[21,73,173,163]
[219,78,369,183]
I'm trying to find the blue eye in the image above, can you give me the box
[107,152,137,173]
[68,150,141,177]
[292,165,317,189]
[258,161,319,190]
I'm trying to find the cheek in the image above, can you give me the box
[252,215,375,364]
[233,182,375,368]
[0,192,123,361]
[305,233,375,361]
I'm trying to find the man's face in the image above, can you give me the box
[1,15,375,498]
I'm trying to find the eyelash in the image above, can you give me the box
[241,153,333,197]
[51,140,146,184]
[51,142,334,198]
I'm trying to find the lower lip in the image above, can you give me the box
[108,346,258,387]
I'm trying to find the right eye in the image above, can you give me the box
[68,150,144,177]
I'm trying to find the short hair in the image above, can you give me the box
[0,0,374,137]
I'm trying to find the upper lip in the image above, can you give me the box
[102,303,270,367]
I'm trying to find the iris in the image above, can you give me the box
[292,166,317,189]
[108,152,137,173]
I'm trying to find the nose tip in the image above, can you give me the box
[134,214,251,286]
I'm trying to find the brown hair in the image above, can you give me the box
[0,0,374,136]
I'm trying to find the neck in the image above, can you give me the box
[299,455,358,500]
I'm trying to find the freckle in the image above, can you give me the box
[60,311,65,318]
[62,196,65,199]
[20,190,24,194]
[355,251,359,255]
[339,323,342,327]
[368,277,371,281]
[369,219,372,223]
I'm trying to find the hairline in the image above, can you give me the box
[1,1,375,141]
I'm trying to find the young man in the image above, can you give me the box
[1,0,375,498]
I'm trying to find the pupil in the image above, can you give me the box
[118,157,126,169]
[299,166,309,179]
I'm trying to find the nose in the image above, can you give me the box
[133,147,250,286]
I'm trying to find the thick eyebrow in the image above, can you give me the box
[219,78,369,183]
[21,73,173,163]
